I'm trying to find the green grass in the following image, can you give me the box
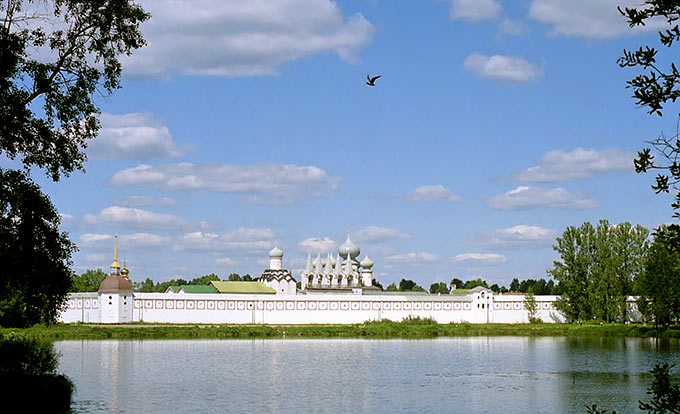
[2,321,679,341]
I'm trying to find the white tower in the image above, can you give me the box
[269,246,283,270]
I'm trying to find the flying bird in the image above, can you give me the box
[366,74,381,86]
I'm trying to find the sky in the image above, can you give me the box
[21,0,679,288]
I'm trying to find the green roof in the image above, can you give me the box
[166,285,180,293]
[179,285,217,293]
[210,281,276,294]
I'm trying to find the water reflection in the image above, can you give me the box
[55,337,680,414]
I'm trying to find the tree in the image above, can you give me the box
[385,283,398,291]
[636,226,680,328]
[462,278,488,289]
[429,282,449,294]
[619,2,680,248]
[638,363,680,413]
[1,0,149,179]
[133,277,155,293]
[450,277,463,289]
[0,1,148,326]
[242,274,252,281]
[509,278,520,292]
[399,279,416,291]
[71,269,107,292]
[228,273,242,281]
[372,279,383,290]
[586,362,680,414]
[0,169,75,326]
[189,274,220,285]
[550,221,648,322]
[523,290,539,323]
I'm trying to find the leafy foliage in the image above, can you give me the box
[587,362,679,414]
[635,226,680,328]
[549,221,649,322]
[0,169,76,326]
[523,290,540,323]
[71,268,107,292]
[639,363,680,413]
[619,2,680,245]
[0,0,149,180]
[429,282,449,294]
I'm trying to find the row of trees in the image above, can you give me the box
[550,221,649,322]
[70,271,255,293]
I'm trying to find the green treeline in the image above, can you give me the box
[70,271,254,293]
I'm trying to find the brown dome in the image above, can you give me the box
[98,276,133,293]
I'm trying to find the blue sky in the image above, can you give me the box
[27,0,677,288]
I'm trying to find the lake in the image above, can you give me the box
[55,337,680,413]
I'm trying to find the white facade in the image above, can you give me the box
[59,288,577,324]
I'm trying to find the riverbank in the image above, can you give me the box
[2,320,680,340]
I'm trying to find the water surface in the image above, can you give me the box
[55,337,680,413]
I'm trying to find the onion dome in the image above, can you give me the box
[360,255,374,269]
[339,233,360,259]
[269,245,283,258]
[121,267,130,278]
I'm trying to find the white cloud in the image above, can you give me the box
[216,257,238,266]
[487,186,599,210]
[84,206,187,229]
[528,0,666,39]
[355,226,411,243]
[473,225,557,249]
[121,233,170,247]
[114,195,177,208]
[175,231,221,252]
[408,185,462,203]
[298,237,337,253]
[122,0,374,77]
[464,53,542,83]
[80,233,113,245]
[88,113,182,160]
[499,18,526,36]
[386,252,439,263]
[449,0,501,21]
[175,227,275,252]
[225,227,276,242]
[111,163,341,205]
[515,148,634,182]
[80,232,170,248]
[452,253,507,264]
[83,253,108,263]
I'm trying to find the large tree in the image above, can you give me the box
[549,221,649,322]
[635,225,680,328]
[1,0,149,179]
[0,0,148,326]
[0,169,75,326]
[619,2,680,248]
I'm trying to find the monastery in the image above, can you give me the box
[59,234,628,324]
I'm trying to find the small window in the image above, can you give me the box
[109,296,112,300]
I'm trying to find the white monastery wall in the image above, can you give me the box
[59,291,579,324]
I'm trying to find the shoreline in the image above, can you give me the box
[2,321,680,341]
